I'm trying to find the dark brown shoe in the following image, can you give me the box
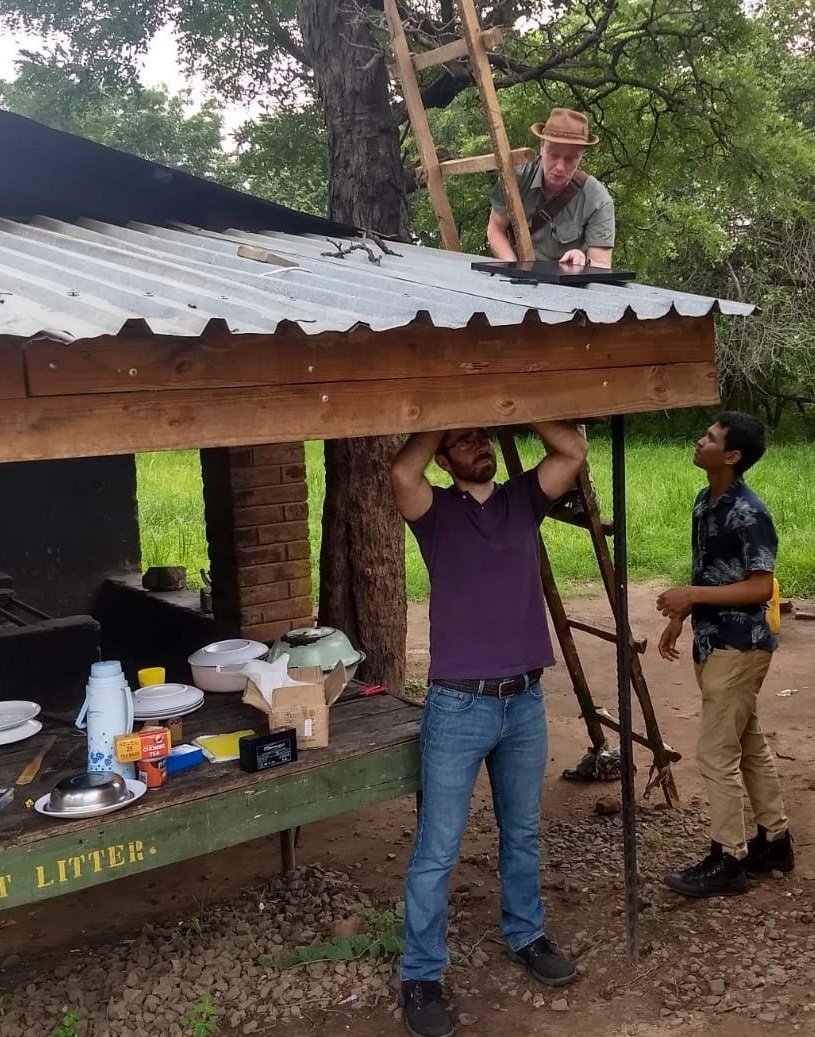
[401,981,454,1037]
[511,934,577,986]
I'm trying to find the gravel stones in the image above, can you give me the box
[0,865,383,1036]
[0,802,810,1034]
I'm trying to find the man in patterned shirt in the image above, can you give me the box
[656,411,793,897]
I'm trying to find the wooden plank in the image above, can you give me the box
[596,710,681,762]
[566,617,647,654]
[455,0,535,260]
[23,315,716,396]
[596,713,681,760]
[0,362,719,462]
[0,338,27,399]
[384,0,462,250]
[0,741,420,910]
[440,147,536,177]
[412,27,503,70]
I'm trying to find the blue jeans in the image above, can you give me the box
[400,679,548,981]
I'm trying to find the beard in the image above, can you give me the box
[456,455,497,484]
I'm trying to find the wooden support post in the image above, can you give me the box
[611,414,639,965]
[384,0,461,251]
[279,828,296,874]
[497,429,606,751]
[575,467,680,805]
[455,0,535,261]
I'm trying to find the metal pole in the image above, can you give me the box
[611,414,639,964]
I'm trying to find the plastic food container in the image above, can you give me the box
[267,626,366,679]
[188,639,269,693]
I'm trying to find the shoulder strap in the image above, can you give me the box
[529,169,588,236]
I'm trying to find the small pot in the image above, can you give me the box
[188,638,268,693]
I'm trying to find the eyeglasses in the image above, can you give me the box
[446,430,492,452]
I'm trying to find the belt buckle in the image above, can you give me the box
[497,677,516,699]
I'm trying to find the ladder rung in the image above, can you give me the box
[439,147,536,177]
[566,619,647,655]
[594,710,682,762]
[412,27,504,70]
[548,503,613,535]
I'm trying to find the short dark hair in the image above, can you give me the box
[715,411,767,475]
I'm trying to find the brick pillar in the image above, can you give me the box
[200,443,313,642]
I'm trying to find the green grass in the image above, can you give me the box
[135,437,815,600]
[135,451,209,588]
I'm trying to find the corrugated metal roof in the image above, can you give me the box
[0,217,753,342]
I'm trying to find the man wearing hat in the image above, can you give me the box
[487,107,615,267]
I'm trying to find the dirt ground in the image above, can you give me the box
[1,583,814,1037]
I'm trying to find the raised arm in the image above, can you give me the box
[390,431,445,522]
[530,421,589,501]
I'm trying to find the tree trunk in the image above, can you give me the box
[297,0,409,689]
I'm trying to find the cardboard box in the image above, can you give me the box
[138,716,182,743]
[115,727,171,763]
[242,663,346,749]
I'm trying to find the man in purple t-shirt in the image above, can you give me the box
[390,422,587,1037]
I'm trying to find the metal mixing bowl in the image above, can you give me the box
[49,772,130,812]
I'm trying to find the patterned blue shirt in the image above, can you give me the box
[691,478,778,662]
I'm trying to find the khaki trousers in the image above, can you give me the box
[694,647,787,858]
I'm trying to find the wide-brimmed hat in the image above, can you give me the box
[530,108,599,147]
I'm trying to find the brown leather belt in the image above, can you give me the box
[434,669,543,699]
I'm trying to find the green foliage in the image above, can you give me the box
[51,1008,82,1037]
[137,434,815,604]
[278,907,405,969]
[0,0,303,102]
[403,677,428,696]
[403,2,815,414]
[0,57,230,179]
[181,992,220,1037]
[231,106,328,214]
[135,451,208,589]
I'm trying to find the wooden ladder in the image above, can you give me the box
[384,0,679,805]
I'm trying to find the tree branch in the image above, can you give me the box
[254,0,309,66]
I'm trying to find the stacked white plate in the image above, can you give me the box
[133,683,205,722]
[0,700,42,746]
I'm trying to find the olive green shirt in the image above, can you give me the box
[490,160,615,262]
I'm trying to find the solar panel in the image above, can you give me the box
[471,260,636,286]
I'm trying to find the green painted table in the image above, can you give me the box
[0,691,421,912]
